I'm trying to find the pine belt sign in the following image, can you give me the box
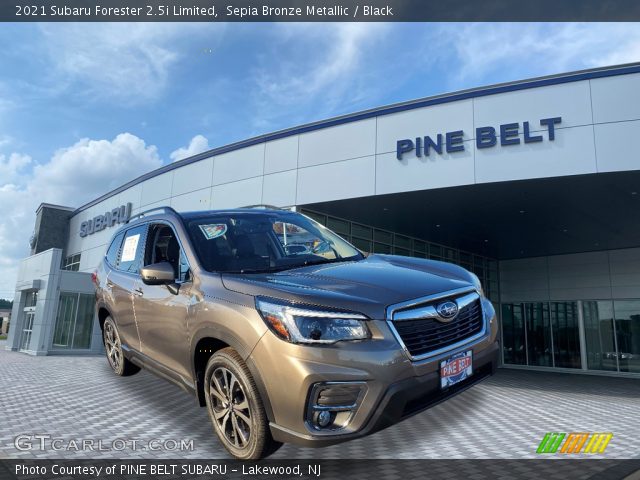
[79,203,132,237]
[396,116,562,160]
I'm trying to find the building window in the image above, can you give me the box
[52,292,94,350]
[63,253,81,271]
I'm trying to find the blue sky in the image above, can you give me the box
[1,22,639,298]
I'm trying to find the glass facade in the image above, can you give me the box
[583,300,640,374]
[551,302,581,369]
[613,300,640,373]
[583,301,617,372]
[502,299,640,373]
[52,292,95,350]
[300,209,499,303]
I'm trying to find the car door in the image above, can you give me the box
[107,224,147,352]
[134,222,192,382]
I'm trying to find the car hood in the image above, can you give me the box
[220,254,475,319]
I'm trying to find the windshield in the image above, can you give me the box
[186,211,364,273]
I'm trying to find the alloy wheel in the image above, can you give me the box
[104,321,123,372]
[209,367,252,448]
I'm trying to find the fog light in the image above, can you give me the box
[317,410,332,427]
[306,381,367,432]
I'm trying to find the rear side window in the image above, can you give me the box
[118,225,147,274]
[105,232,125,266]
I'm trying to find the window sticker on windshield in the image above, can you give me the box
[199,224,227,240]
[121,234,140,262]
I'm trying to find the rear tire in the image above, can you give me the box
[204,347,282,459]
[103,317,140,377]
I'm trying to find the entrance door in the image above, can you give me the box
[20,311,35,351]
[19,291,38,352]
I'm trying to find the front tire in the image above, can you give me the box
[103,317,140,377]
[204,348,281,459]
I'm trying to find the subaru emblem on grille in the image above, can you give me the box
[436,300,459,322]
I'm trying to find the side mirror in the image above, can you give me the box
[141,262,175,285]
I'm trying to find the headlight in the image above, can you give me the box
[256,298,370,344]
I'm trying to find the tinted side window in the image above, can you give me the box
[144,223,191,283]
[105,232,125,266]
[118,225,147,274]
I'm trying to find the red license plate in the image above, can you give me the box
[440,350,473,389]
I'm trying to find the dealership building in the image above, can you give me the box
[6,63,640,377]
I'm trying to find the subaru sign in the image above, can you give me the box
[79,203,132,237]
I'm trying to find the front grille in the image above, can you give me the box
[392,295,483,358]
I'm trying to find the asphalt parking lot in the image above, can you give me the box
[1,340,639,461]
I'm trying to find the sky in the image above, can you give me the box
[1,22,640,299]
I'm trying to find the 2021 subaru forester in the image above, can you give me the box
[95,206,499,459]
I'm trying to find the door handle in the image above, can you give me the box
[106,281,114,288]
[133,287,144,297]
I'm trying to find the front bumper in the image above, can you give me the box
[248,304,500,447]
[268,339,499,447]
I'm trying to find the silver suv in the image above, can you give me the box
[95,206,499,459]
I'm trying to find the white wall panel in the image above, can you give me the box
[262,170,297,207]
[296,156,375,205]
[298,118,376,167]
[171,157,214,197]
[140,171,174,206]
[170,188,212,212]
[547,251,612,300]
[591,73,640,124]
[213,144,264,185]
[475,125,596,183]
[211,177,263,209]
[499,249,640,302]
[474,81,592,130]
[80,245,107,272]
[609,248,640,298]
[375,146,474,195]
[376,100,473,155]
[594,120,640,173]
[264,136,298,174]
[66,215,83,256]
[116,184,142,211]
[499,257,550,302]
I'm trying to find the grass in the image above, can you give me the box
[0,335,7,340]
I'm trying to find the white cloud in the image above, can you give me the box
[0,152,31,185]
[0,133,162,298]
[38,23,220,102]
[431,23,640,88]
[170,134,210,162]
[254,23,389,112]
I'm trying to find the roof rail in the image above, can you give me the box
[241,204,287,210]
[127,206,178,223]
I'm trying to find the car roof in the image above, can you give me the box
[178,208,296,221]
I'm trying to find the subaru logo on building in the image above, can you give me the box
[436,301,459,322]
